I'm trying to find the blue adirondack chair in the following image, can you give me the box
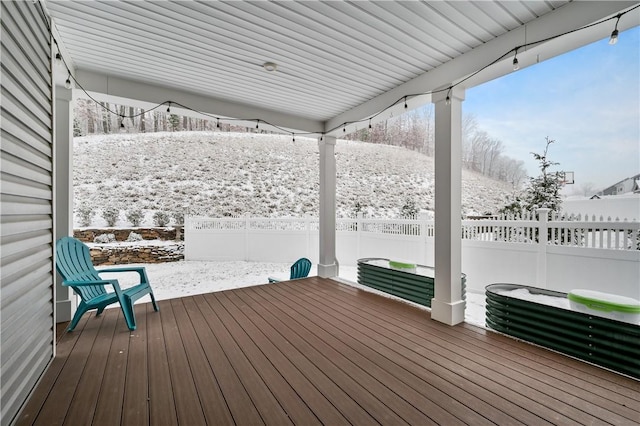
[268,257,312,283]
[56,236,159,331]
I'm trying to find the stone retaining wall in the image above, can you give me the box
[74,227,184,265]
[74,227,183,242]
[89,243,184,266]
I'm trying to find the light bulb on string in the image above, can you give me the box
[609,14,621,45]
[512,48,520,71]
[216,118,220,128]
[292,134,296,143]
[54,52,63,65]
[166,102,171,113]
[404,96,408,109]
[445,88,452,106]
[368,118,372,129]
[64,74,72,89]
[256,120,260,129]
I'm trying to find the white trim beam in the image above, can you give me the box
[75,70,324,135]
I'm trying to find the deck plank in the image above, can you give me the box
[317,279,640,420]
[121,304,150,425]
[305,279,638,424]
[258,283,518,425]
[66,308,123,425]
[146,300,178,426]
[185,296,265,425]
[17,277,640,426]
[211,291,324,425]
[15,316,87,426]
[169,297,235,425]
[219,290,350,425]
[161,299,207,425]
[199,293,294,426]
[32,313,107,426]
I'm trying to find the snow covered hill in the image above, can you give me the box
[74,131,515,227]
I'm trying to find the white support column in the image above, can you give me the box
[54,86,75,322]
[318,136,338,278]
[431,86,465,326]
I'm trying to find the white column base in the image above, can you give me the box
[317,263,339,278]
[56,299,73,323]
[431,298,465,325]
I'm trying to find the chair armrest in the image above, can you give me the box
[64,279,119,288]
[97,266,149,283]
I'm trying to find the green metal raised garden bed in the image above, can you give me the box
[485,283,640,379]
[357,258,466,308]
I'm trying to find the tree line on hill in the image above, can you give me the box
[344,106,527,188]
[73,98,527,188]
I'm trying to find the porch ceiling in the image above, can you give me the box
[45,1,638,134]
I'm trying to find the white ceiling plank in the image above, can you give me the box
[44,0,637,136]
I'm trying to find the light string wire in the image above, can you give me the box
[38,1,639,139]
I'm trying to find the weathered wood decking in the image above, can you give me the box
[18,277,640,425]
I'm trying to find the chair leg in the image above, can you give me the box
[149,290,159,312]
[118,295,137,331]
[96,306,106,316]
[67,301,88,332]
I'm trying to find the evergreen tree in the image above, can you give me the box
[499,137,563,218]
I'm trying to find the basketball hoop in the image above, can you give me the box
[559,171,574,185]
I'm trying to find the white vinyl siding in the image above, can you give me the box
[1,2,54,425]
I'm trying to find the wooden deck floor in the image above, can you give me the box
[18,277,640,425]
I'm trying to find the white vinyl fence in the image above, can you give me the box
[185,212,640,299]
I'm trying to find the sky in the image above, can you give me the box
[463,26,639,194]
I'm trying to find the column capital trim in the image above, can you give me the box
[432,86,465,104]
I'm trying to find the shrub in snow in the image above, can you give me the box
[126,209,144,227]
[172,210,184,225]
[94,233,116,244]
[127,231,143,242]
[77,204,94,227]
[153,211,170,226]
[102,207,120,227]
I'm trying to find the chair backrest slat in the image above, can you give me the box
[56,237,106,301]
[290,258,312,280]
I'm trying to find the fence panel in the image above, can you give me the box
[184,215,639,299]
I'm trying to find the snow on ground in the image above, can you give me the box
[98,260,487,327]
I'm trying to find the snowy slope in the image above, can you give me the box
[74,131,514,226]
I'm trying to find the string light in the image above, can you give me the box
[36,0,637,140]
[292,134,296,142]
[609,14,621,45]
[512,48,520,71]
[54,52,62,65]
